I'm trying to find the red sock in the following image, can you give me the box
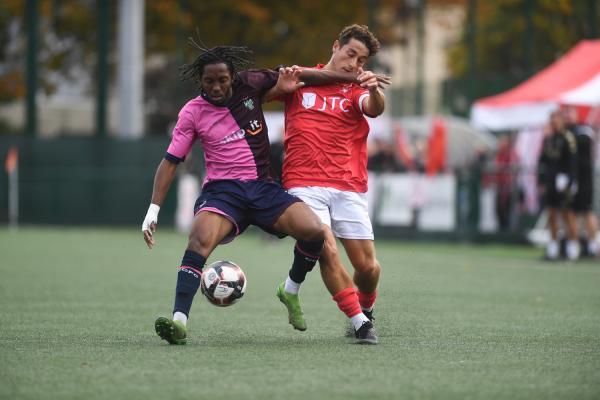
[357,290,377,310]
[332,288,362,318]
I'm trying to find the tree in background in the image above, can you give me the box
[144,0,385,134]
[0,0,97,104]
[447,0,600,80]
[3,0,428,134]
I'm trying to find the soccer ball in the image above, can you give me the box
[200,261,247,307]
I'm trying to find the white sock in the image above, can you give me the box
[284,277,301,295]
[588,240,598,256]
[173,311,188,326]
[350,313,370,331]
[566,240,580,261]
[546,240,559,259]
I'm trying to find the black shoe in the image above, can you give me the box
[355,320,378,345]
[345,309,375,337]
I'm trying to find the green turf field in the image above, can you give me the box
[0,227,599,399]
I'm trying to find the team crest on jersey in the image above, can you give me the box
[243,98,255,110]
[302,93,316,109]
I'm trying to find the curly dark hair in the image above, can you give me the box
[338,24,381,57]
[179,36,253,83]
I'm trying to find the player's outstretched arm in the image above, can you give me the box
[262,67,306,103]
[358,68,385,117]
[262,66,391,103]
[142,159,178,249]
[297,67,391,88]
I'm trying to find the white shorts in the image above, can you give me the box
[288,186,374,240]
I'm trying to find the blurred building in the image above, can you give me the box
[376,1,465,115]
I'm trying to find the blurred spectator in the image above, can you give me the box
[412,138,428,173]
[537,111,578,260]
[175,150,202,233]
[368,138,402,172]
[393,124,414,171]
[563,105,599,257]
[494,134,519,230]
[425,118,447,176]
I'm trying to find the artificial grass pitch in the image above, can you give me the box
[0,227,599,399]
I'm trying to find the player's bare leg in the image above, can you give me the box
[319,227,354,295]
[317,226,377,344]
[156,212,233,345]
[563,209,580,261]
[339,238,380,342]
[272,202,325,331]
[340,238,381,295]
[546,208,560,260]
[187,212,235,257]
[273,201,324,242]
[584,212,599,256]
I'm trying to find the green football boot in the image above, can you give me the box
[276,282,307,331]
[155,316,187,345]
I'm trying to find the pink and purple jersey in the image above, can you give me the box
[166,69,279,185]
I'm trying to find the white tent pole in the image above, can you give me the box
[118,0,145,138]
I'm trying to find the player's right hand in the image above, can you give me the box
[142,204,160,249]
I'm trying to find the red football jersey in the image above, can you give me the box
[282,66,371,192]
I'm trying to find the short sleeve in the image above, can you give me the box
[239,69,279,97]
[165,108,196,163]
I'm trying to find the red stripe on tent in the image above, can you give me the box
[476,40,600,107]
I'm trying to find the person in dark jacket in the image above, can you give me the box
[563,106,598,257]
[538,111,578,260]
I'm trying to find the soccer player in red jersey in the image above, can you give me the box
[141,40,385,345]
[275,25,385,344]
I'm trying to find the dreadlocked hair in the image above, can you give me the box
[179,37,254,83]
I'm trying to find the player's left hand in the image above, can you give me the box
[276,66,305,93]
[357,68,383,91]
[374,74,391,88]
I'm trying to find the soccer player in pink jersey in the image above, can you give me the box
[276,25,386,344]
[141,42,331,345]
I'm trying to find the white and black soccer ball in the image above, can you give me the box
[200,261,247,307]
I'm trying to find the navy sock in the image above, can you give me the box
[289,239,324,284]
[173,250,206,317]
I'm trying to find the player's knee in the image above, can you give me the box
[301,219,325,242]
[187,233,213,256]
[321,236,336,256]
[318,252,336,271]
[356,258,380,277]
[372,259,382,276]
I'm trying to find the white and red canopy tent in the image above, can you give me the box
[471,40,600,131]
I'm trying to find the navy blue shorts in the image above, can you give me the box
[193,179,302,244]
